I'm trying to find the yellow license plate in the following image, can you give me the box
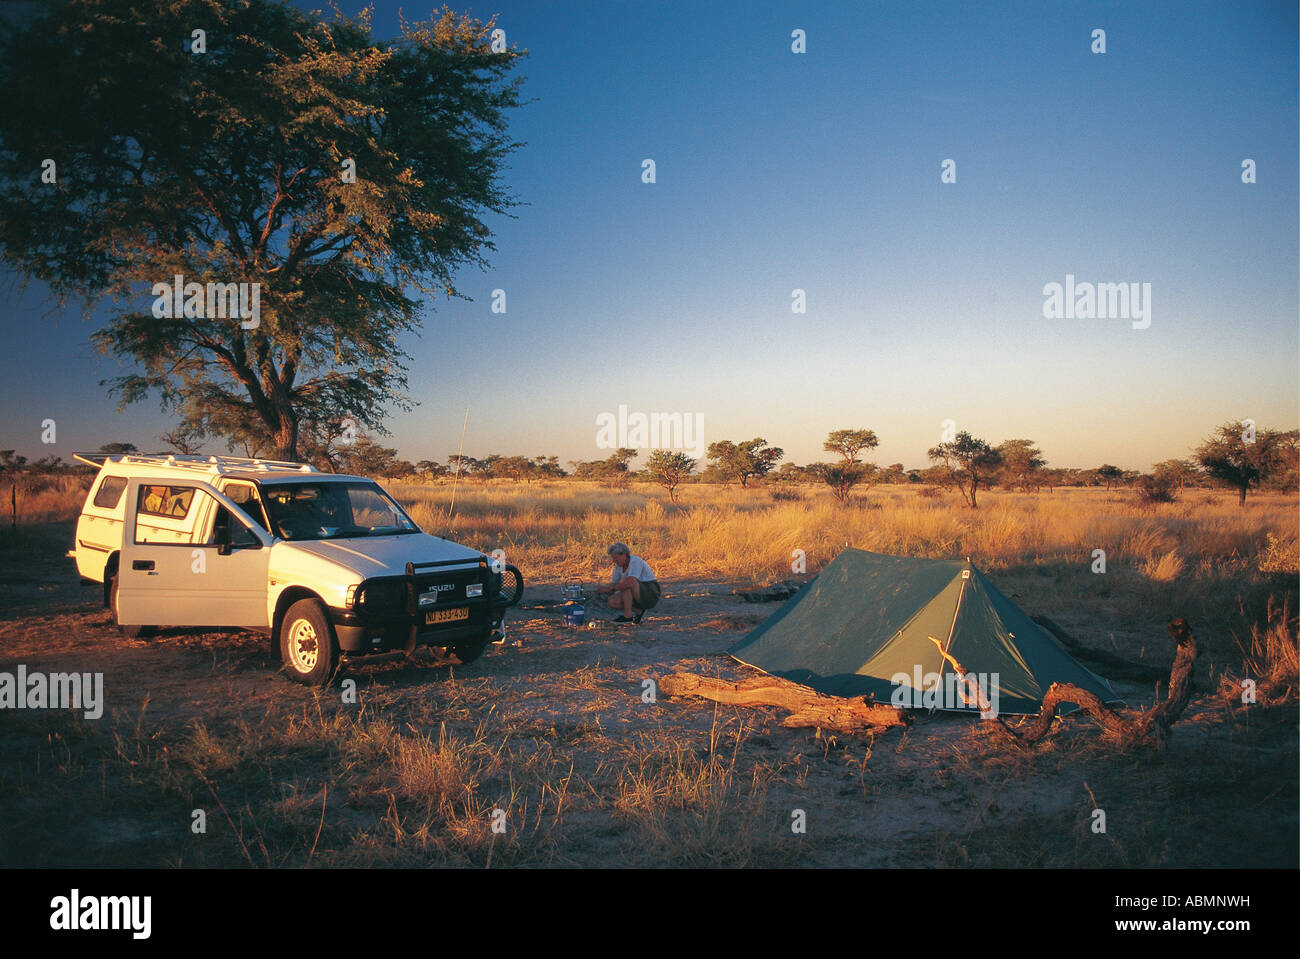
[425,607,470,625]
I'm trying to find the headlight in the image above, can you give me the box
[356,580,406,610]
[466,583,483,598]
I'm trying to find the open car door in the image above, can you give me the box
[117,478,273,630]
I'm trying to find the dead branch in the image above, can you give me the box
[995,617,1199,748]
[658,672,908,735]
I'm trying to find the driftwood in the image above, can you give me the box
[1032,614,1165,683]
[996,617,1199,748]
[658,672,908,734]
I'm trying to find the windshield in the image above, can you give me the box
[261,481,421,541]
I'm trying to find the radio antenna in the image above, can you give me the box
[446,406,469,528]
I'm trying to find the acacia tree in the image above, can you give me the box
[645,450,695,502]
[927,431,1002,508]
[997,439,1046,492]
[1095,464,1124,490]
[706,438,783,488]
[823,429,878,464]
[817,428,880,503]
[1195,422,1299,506]
[0,0,525,460]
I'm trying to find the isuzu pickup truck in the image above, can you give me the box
[69,452,522,685]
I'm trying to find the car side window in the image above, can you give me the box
[209,504,260,548]
[92,475,127,509]
[138,485,196,519]
[221,482,271,532]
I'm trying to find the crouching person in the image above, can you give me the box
[596,542,662,624]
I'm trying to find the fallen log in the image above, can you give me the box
[996,617,1199,748]
[658,672,908,734]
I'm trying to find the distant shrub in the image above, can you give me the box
[769,488,802,502]
[917,486,944,500]
[1135,474,1177,505]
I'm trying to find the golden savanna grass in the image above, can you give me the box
[387,479,1296,587]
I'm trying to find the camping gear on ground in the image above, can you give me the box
[730,548,1120,715]
[562,582,584,601]
[562,601,586,627]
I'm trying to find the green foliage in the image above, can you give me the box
[927,431,1002,508]
[823,429,878,463]
[1135,473,1178,505]
[0,0,526,459]
[820,462,873,503]
[705,438,783,488]
[996,439,1046,491]
[1195,422,1299,506]
[644,450,696,501]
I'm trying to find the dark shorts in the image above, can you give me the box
[636,580,662,610]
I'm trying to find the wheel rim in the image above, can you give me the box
[287,617,319,673]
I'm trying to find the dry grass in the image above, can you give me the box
[387,480,1297,590]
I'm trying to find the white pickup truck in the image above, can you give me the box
[69,453,522,684]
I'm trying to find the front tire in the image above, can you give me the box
[110,575,155,639]
[279,599,340,686]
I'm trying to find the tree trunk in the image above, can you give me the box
[274,408,299,462]
[1238,484,1248,506]
[658,672,908,734]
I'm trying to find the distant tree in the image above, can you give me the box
[927,431,1002,508]
[336,435,403,477]
[823,429,879,464]
[1095,464,1124,490]
[1152,459,1200,490]
[98,442,139,456]
[880,463,907,484]
[645,450,695,502]
[1040,467,1067,492]
[532,455,564,479]
[820,462,873,503]
[817,429,878,501]
[997,439,1046,492]
[706,438,783,488]
[1195,422,1299,506]
[447,453,478,478]
[918,464,955,489]
[568,449,637,482]
[415,459,447,479]
[497,455,534,482]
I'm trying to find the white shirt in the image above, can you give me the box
[612,555,655,584]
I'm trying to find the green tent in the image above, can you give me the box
[730,549,1119,716]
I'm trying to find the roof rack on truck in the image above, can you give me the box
[72,452,319,475]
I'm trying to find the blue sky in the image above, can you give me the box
[1,0,1296,471]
